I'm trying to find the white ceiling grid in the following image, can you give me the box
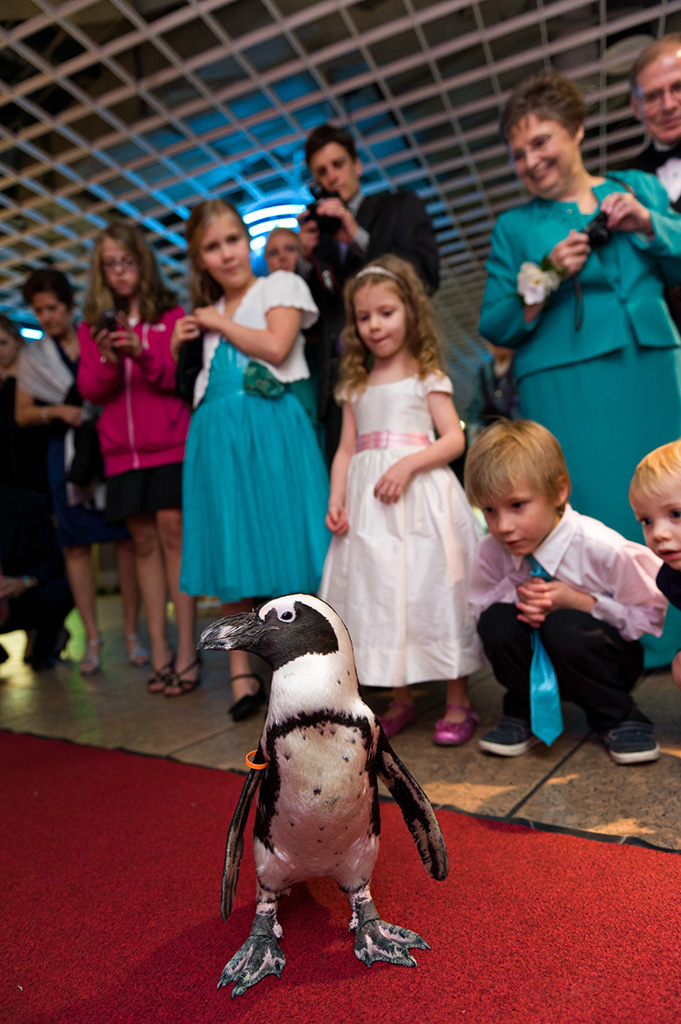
[2,0,681,398]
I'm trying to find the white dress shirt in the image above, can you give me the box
[469,504,667,642]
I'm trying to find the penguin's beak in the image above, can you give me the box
[197,612,277,652]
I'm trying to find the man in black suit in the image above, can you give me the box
[299,123,440,462]
[626,34,681,328]
[628,33,681,213]
[0,486,72,669]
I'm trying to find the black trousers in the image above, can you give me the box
[0,579,73,667]
[477,604,647,733]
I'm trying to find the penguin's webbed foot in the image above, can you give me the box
[354,917,429,968]
[217,915,286,998]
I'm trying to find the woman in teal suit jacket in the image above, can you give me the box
[479,70,681,666]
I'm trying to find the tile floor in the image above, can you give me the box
[1,594,680,851]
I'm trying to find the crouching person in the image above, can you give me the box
[0,485,73,669]
[464,420,666,765]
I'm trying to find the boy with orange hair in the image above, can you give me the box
[630,439,681,690]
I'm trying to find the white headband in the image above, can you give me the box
[355,265,399,281]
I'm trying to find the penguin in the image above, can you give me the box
[197,593,449,999]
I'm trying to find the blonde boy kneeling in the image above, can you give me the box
[630,439,681,691]
[465,420,666,765]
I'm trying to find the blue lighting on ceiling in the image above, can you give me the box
[243,203,305,224]
[249,218,300,251]
[244,201,306,252]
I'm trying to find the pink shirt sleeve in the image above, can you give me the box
[132,306,185,392]
[76,320,123,404]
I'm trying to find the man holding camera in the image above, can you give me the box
[299,123,440,461]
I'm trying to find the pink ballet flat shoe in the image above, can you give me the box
[433,704,479,746]
[378,701,418,738]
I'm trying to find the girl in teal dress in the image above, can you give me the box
[173,200,330,718]
[479,70,681,667]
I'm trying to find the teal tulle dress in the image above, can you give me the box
[180,330,330,604]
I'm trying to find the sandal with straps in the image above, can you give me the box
[80,636,103,676]
[164,655,202,698]
[126,633,150,668]
[147,653,175,694]
[228,673,267,722]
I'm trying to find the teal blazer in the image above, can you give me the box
[478,170,681,383]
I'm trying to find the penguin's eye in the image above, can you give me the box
[278,609,295,622]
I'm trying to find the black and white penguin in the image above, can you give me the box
[197,593,449,999]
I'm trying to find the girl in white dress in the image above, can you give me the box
[320,255,483,745]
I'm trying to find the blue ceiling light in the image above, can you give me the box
[243,201,307,252]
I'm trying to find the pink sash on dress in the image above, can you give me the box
[354,430,430,453]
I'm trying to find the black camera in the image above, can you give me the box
[95,309,119,333]
[305,184,344,235]
[582,210,611,248]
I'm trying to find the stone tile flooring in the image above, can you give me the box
[2,595,679,850]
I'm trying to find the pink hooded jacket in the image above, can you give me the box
[77,307,190,478]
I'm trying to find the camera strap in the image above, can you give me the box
[311,248,340,295]
[603,174,636,197]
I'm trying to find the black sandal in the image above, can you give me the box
[147,653,175,694]
[228,673,268,721]
[164,655,202,698]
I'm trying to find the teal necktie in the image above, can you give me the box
[525,554,563,746]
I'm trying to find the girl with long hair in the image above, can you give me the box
[320,255,483,744]
[77,224,197,695]
[171,199,329,720]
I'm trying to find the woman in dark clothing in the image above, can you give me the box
[0,314,49,496]
[15,270,144,675]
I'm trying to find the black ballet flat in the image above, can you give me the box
[228,673,268,722]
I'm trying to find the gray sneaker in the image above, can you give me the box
[603,721,660,765]
[479,717,540,757]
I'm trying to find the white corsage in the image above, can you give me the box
[517,259,561,306]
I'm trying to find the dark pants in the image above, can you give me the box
[0,579,73,668]
[477,604,647,733]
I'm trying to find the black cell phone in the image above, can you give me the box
[96,309,119,333]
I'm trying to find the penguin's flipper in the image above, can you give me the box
[376,727,448,881]
[221,756,264,921]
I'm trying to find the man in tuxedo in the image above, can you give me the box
[628,34,681,213]
[627,34,681,328]
[299,123,440,461]
[0,486,72,669]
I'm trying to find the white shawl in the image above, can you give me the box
[18,337,104,509]
[18,336,74,404]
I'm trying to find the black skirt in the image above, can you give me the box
[105,462,183,523]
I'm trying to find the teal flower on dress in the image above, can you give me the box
[243,360,285,399]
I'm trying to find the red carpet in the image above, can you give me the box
[2,731,680,1024]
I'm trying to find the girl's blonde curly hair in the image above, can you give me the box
[337,254,444,400]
